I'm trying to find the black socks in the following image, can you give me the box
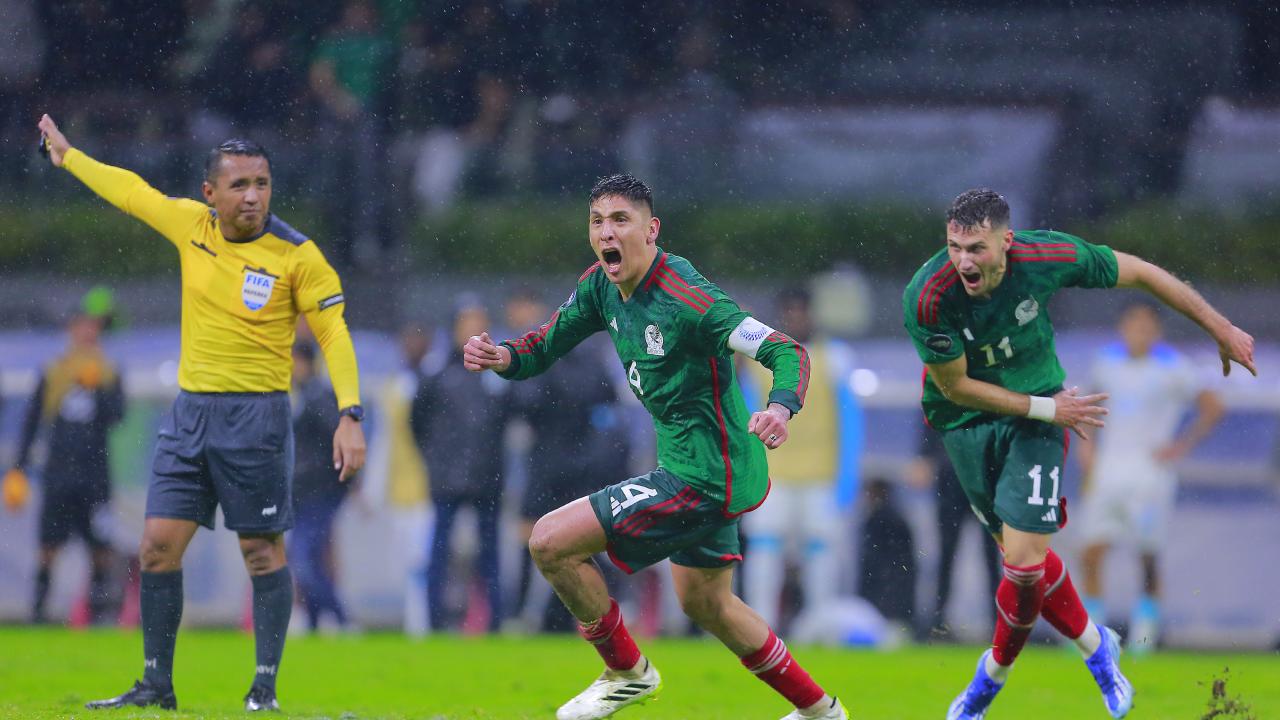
[140,569,183,690]
[251,566,293,691]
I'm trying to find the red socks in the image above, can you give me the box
[991,560,1046,666]
[740,630,826,708]
[578,598,641,672]
[1040,548,1090,639]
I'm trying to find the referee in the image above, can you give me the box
[37,115,366,713]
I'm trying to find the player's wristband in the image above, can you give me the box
[1026,395,1056,423]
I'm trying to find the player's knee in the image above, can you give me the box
[678,589,728,625]
[527,519,562,570]
[239,535,282,575]
[139,536,179,572]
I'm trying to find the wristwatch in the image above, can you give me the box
[338,405,364,422]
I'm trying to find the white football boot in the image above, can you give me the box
[555,658,662,720]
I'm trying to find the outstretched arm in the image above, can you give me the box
[38,114,203,244]
[926,354,1110,440]
[1115,252,1256,376]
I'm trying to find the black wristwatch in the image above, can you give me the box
[338,405,364,422]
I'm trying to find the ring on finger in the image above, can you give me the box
[767,434,779,442]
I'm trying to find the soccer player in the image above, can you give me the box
[902,189,1255,719]
[37,114,367,712]
[10,289,124,625]
[1076,301,1224,653]
[464,175,847,720]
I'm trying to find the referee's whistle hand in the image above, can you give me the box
[333,417,366,482]
[37,114,70,167]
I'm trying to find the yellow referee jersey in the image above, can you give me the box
[62,148,360,408]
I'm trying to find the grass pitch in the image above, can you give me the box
[1,627,1275,719]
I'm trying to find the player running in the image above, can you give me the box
[37,114,367,712]
[464,175,847,720]
[902,189,1255,719]
[1076,302,1224,654]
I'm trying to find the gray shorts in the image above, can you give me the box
[147,391,294,533]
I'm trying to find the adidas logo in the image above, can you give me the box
[256,664,277,676]
[1041,508,1058,523]
[610,497,622,517]
[145,658,158,669]
[603,683,652,702]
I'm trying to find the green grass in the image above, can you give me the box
[1,627,1275,719]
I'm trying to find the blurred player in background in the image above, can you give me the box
[740,287,859,638]
[412,295,511,633]
[504,288,631,633]
[6,288,124,625]
[37,114,366,713]
[903,189,1254,719]
[465,175,847,720]
[1076,301,1224,653]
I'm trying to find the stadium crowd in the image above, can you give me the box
[5,1,1280,267]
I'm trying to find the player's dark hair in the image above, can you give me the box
[590,174,654,213]
[946,188,1010,230]
[205,138,271,181]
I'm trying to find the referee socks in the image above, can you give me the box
[251,566,293,691]
[141,569,183,690]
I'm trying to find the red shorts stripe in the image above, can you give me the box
[615,487,694,536]
[623,492,701,537]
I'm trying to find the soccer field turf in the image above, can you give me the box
[1,627,1274,719]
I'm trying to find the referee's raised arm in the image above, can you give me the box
[37,113,206,246]
[37,114,69,166]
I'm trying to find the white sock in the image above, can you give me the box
[1074,622,1102,657]
[799,694,836,717]
[616,655,647,679]
[984,653,1012,684]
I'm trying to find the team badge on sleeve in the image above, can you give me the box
[728,316,774,358]
[241,267,277,311]
[926,334,954,353]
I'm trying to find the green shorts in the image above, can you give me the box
[941,416,1069,535]
[589,468,742,574]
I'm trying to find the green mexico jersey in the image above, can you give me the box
[903,230,1119,431]
[500,248,810,516]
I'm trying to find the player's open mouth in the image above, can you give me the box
[960,270,982,289]
[602,248,623,273]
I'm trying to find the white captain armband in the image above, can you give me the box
[727,316,775,359]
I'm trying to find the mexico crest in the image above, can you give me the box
[645,324,665,356]
[242,267,277,311]
[1015,297,1039,326]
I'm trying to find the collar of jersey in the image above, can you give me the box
[215,212,275,244]
[627,248,666,302]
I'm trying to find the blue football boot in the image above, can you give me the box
[946,649,1004,719]
[1084,624,1135,718]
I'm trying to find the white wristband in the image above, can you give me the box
[1026,395,1056,422]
